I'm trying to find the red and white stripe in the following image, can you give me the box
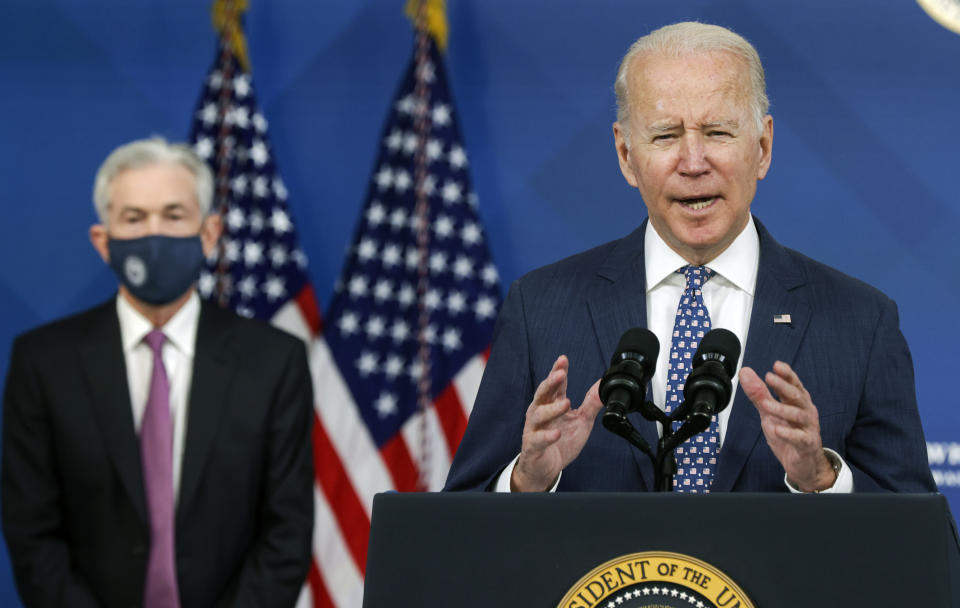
[274,288,486,607]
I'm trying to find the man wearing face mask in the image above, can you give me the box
[2,137,314,607]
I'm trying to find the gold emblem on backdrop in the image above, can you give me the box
[917,0,960,35]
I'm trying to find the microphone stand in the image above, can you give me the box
[656,435,678,493]
[602,412,656,461]
[604,401,708,492]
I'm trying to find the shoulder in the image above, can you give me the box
[198,302,305,355]
[756,219,894,314]
[511,227,643,296]
[784,246,894,310]
[11,298,116,354]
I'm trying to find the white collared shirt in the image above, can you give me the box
[644,215,759,444]
[116,292,199,502]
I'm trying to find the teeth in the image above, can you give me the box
[683,197,714,210]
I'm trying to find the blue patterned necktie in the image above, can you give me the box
[664,265,719,493]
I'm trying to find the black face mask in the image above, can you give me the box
[107,235,205,305]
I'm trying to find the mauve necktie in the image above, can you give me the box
[141,329,180,607]
[664,265,719,493]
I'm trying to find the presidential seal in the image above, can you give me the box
[917,0,960,35]
[558,552,754,608]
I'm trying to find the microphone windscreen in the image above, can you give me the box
[695,328,741,376]
[612,327,659,365]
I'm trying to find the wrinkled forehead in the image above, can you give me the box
[106,162,201,213]
[626,50,753,119]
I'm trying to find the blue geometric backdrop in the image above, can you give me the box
[2,0,959,603]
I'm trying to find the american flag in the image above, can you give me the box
[310,14,501,606]
[188,3,500,606]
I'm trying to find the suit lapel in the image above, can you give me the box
[585,223,659,490]
[177,303,235,525]
[79,299,147,521]
[713,219,812,492]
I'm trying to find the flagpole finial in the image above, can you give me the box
[405,0,448,52]
[211,0,252,72]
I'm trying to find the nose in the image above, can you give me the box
[677,133,710,177]
[145,213,165,235]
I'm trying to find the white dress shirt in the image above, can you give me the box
[496,217,851,493]
[645,216,758,444]
[117,292,200,503]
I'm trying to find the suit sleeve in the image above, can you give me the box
[218,338,314,607]
[844,298,937,492]
[2,336,102,607]
[444,280,536,491]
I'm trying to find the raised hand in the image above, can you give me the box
[740,361,837,492]
[511,355,604,492]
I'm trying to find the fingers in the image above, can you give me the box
[516,357,594,492]
[532,355,568,405]
[523,427,562,452]
[527,378,603,434]
[758,399,809,427]
[746,362,829,490]
[524,357,573,445]
[742,366,793,426]
[746,362,822,457]
[763,361,811,407]
[528,397,571,427]
[761,415,810,442]
[742,364,813,429]
[743,363,813,408]
[739,366,773,405]
[522,370,601,454]
[772,360,802,386]
[579,379,604,419]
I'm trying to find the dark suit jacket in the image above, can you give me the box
[444,218,936,494]
[2,297,314,607]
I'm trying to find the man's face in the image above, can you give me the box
[613,50,773,265]
[90,162,220,261]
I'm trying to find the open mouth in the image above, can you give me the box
[676,196,717,211]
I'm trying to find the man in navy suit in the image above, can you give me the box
[444,22,935,494]
[2,138,313,606]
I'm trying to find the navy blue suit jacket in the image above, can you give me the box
[444,218,936,493]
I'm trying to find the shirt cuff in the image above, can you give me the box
[784,448,854,494]
[493,454,562,492]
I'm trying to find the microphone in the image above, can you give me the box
[668,328,741,446]
[600,328,660,437]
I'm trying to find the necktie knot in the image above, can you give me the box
[679,265,714,290]
[145,329,165,357]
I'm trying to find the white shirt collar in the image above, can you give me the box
[116,291,201,357]
[644,215,760,295]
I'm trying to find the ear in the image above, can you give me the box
[200,213,223,258]
[756,115,773,181]
[613,122,639,188]
[89,224,110,263]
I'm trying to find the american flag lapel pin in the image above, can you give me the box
[773,313,792,325]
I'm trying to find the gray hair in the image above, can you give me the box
[614,22,770,144]
[92,136,215,224]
